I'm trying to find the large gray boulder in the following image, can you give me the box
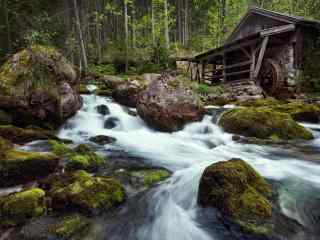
[137,73,205,132]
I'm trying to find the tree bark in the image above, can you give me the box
[73,0,88,70]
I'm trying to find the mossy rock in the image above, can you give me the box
[219,107,314,140]
[198,159,272,235]
[130,169,170,187]
[49,214,90,239]
[237,98,320,123]
[0,149,60,187]
[0,188,46,227]
[78,84,91,94]
[0,136,13,156]
[272,102,320,123]
[49,141,105,172]
[0,45,76,95]
[0,125,58,144]
[41,170,125,215]
[236,98,284,108]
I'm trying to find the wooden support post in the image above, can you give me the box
[201,60,207,83]
[250,46,256,81]
[254,36,269,79]
[222,54,227,82]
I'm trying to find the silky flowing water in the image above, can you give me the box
[57,91,320,240]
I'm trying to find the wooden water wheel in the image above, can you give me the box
[258,58,284,95]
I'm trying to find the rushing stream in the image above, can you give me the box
[57,91,320,240]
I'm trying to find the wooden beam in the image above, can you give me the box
[254,36,269,78]
[250,46,256,80]
[241,47,251,59]
[225,69,251,77]
[224,60,252,70]
[260,24,295,37]
[222,54,227,82]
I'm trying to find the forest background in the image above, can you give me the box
[0,0,319,74]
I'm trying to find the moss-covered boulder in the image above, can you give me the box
[0,45,82,128]
[0,125,58,144]
[237,98,320,123]
[41,170,125,215]
[49,214,90,239]
[0,188,46,227]
[219,107,314,140]
[0,149,60,187]
[49,141,105,171]
[198,159,272,235]
[272,102,320,123]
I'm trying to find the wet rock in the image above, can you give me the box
[198,159,273,235]
[0,188,46,227]
[0,147,60,187]
[112,79,145,108]
[219,107,314,141]
[104,117,120,129]
[49,214,90,239]
[41,170,125,215]
[0,110,12,125]
[101,75,125,89]
[0,45,82,128]
[0,125,58,144]
[49,141,105,172]
[96,104,110,115]
[89,135,116,145]
[137,73,205,132]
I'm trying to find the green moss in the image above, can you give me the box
[78,84,91,94]
[219,107,314,140]
[0,137,13,156]
[0,44,76,99]
[0,188,46,227]
[44,170,125,215]
[49,140,73,156]
[198,84,210,94]
[50,214,90,238]
[237,220,274,236]
[198,159,272,235]
[271,102,320,123]
[236,98,284,108]
[49,141,105,171]
[144,170,170,186]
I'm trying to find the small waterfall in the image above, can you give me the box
[58,90,320,240]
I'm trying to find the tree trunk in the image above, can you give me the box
[73,0,88,70]
[3,0,12,53]
[164,0,170,50]
[124,0,129,73]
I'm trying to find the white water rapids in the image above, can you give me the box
[58,92,320,240]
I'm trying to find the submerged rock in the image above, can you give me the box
[0,45,82,128]
[41,170,125,215]
[137,73,205,132]
[49,214,90,239]
[89,135,116,145]
[104,117,120,129]
[219,107,314,140]
[96,104,110,115]
[0,188,46,227]
[198,159,273,235]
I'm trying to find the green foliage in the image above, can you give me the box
[198,84,210,94]
[89,64,117,75]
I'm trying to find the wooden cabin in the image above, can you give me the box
[185,7,320,96]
